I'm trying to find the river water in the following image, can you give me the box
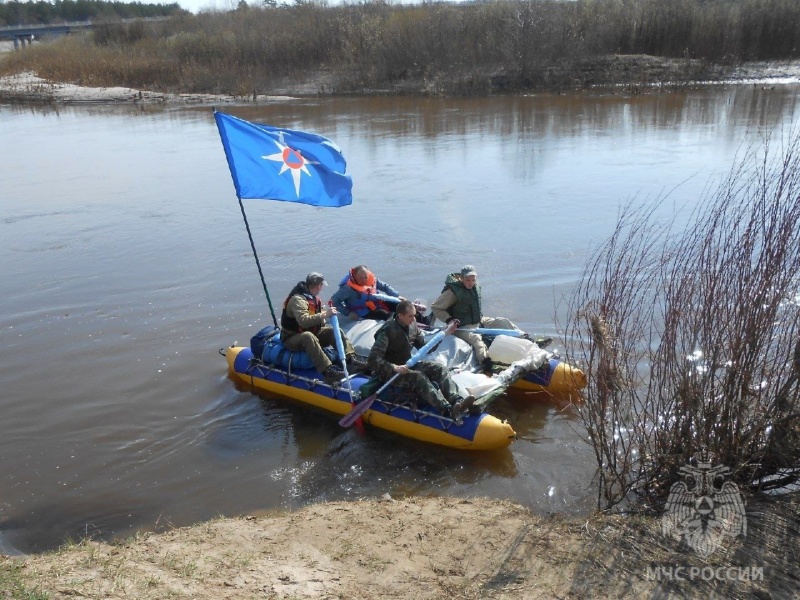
[1,85,799,554]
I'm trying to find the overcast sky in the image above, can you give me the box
[175,0,239,13]
[174,0,334,13]
[174,0,434,14]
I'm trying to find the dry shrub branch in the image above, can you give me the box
[565,134,800,511]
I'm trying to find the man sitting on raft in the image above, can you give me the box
[367,300,475,421]
[281,272,368,384]
[431,265,552,372]
[331,265,435,326]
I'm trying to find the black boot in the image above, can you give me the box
[346,354,368,374]
[450,395,476,422]
[522,332,553,348]
[324,364,345,384]
[481,357,494,374]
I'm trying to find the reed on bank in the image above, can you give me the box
[2,0,800,96]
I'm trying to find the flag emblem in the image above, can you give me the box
[214,111,352,207]
[262,132,316,197]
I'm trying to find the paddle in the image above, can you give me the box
[369,292,401,304]
[371,292,431,324]
[371,292,427,312]
[330,307,364,432]
[456,327,525,337]
[338,319,459,428]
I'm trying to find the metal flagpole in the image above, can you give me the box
[237,196,278,327]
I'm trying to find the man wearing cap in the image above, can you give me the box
[431,265,549,371]
[280,272,367,383]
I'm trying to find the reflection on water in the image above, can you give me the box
[280,428,519,505]
[215,86,800,141]
[208,388,522,503]
[1,84,799,554]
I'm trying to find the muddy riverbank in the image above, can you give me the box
[2,494,798,599]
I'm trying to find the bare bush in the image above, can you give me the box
[565,135,800,511]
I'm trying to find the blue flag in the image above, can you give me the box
[214,111,353,207]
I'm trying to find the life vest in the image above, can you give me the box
[442,273,482,326]
[341,268,391,316]
[375,316,415,365]
[280,282,322,335]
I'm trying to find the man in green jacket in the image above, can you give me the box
[431,265,551,371]
[367,300,475,421]
[280,272,367,384]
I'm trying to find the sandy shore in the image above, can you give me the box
[0,70,297,104]
[2,57,800,105]
[3,494,798,599]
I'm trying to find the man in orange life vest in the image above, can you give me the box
[331,265,435,325]
[280,272,367,384]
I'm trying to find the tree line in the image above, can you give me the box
[0,0,186,25]
[2,0,800,97]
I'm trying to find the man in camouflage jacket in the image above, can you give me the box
[367,300,474,420]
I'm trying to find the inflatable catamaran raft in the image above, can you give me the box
[223,320,586,451]
[212,111,586,450]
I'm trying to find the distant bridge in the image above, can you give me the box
[0,18,169,49]
[0,21,93,48]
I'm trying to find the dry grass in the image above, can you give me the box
[2,0,800,97]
